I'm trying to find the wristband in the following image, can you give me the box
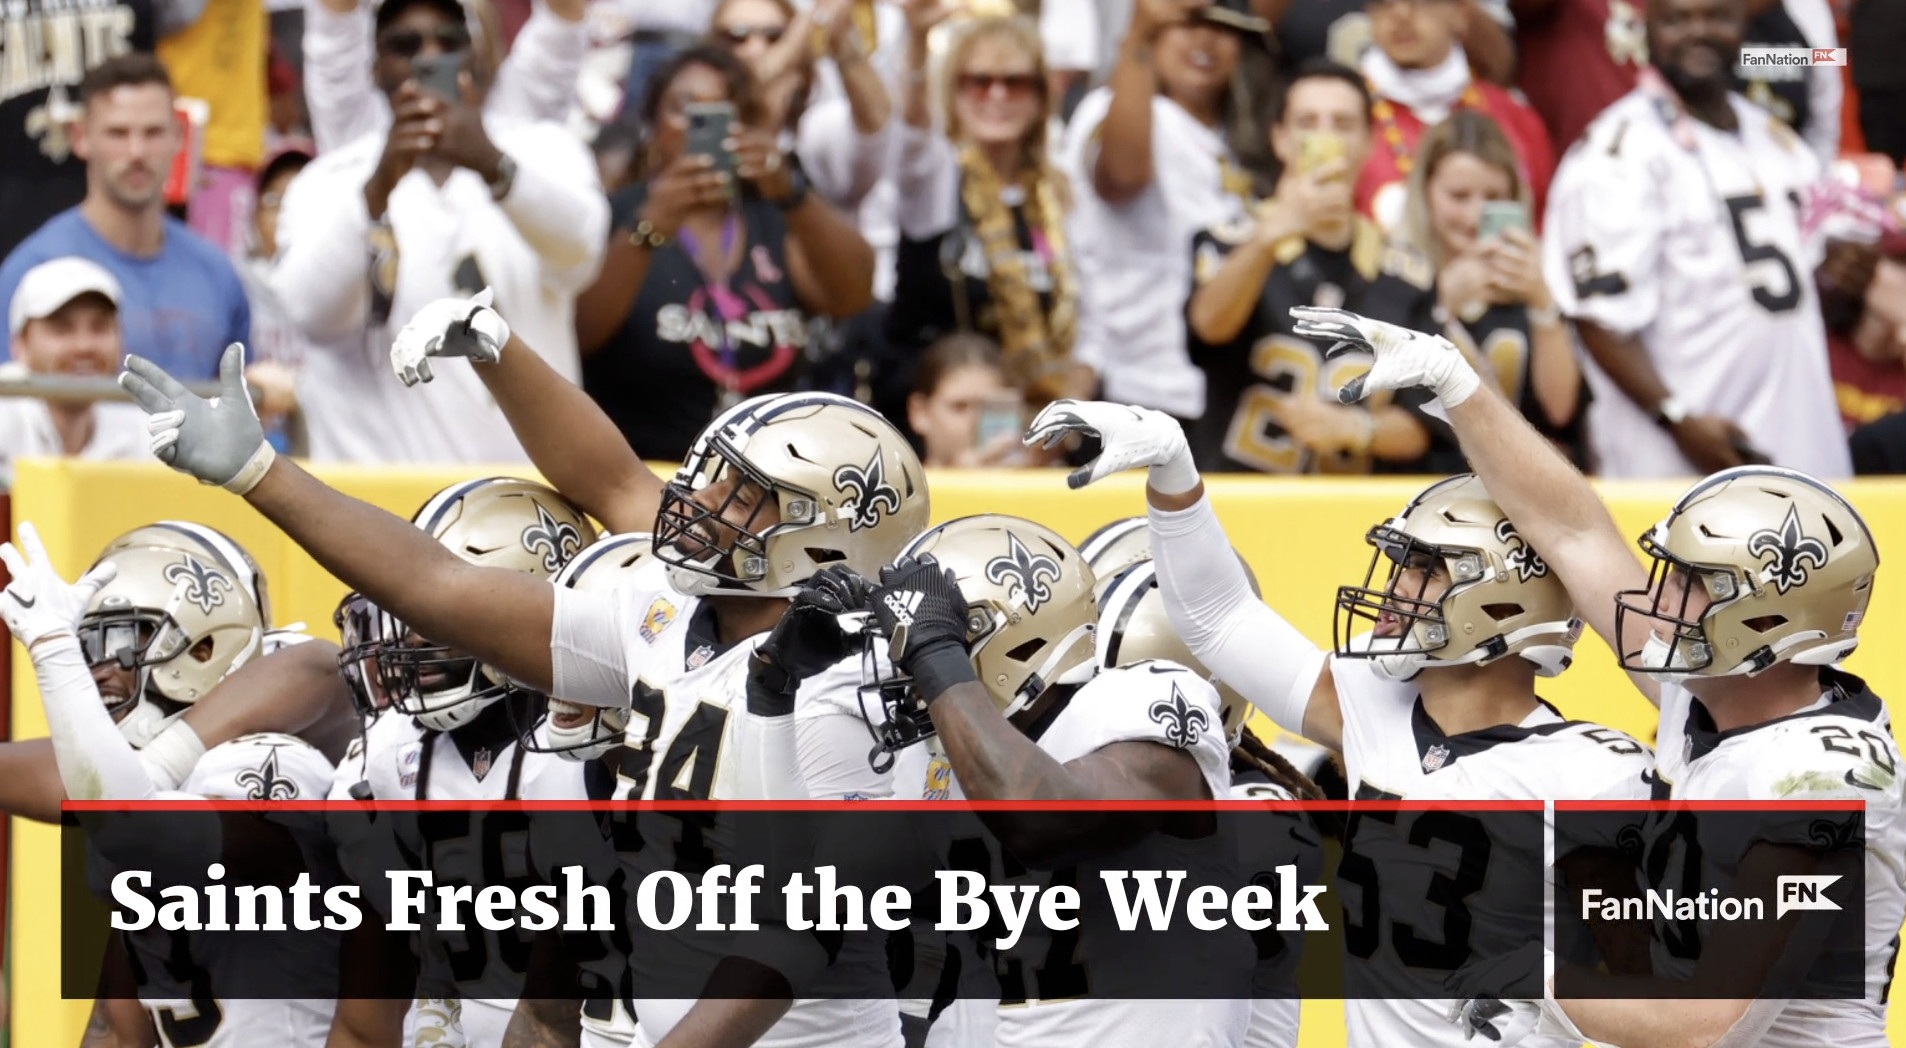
[1148,449,1201,497]
[907,640,978,707]
[1526,303,1563,328]
[745,654,798,717]
[629,219,671,249]
[221,442,277,496]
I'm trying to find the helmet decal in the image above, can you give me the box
[1747,505,1829,595]
[1148,682,1210,749]
[162,556,235,615]
[834,452,903,532]
[234,747,300,801]
[986,533,1062,612]
[1495,519,1550,583]
[521,502,586,573]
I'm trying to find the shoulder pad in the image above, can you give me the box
[1747,717,1902,805]
[1380,240,1435,290]
[1087,661,1226,748]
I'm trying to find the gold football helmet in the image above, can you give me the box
[1335,474,1582,681]
[381,477,597,731]
[1097,558,1259,746]
[532,533,659,760]
[78,522,268,747]
[1616,466,1878,678]
[655,393,930,599]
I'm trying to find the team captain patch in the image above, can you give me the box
[641,598,677,642]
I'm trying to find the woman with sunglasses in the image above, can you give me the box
[573,46,875,461]
[706,0,893,213]
[889,0,1087,413]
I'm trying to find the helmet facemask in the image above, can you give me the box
[654,437,807,598]
[376,625,520,733]
[1616,531,1749,679]
[1335,524,1490,678]
[515,699,631,762]
[77,612,186,725]
[333,592,395,717]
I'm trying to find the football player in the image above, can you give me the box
[2,526,341,1048]
[1023,400,1657,1047]
[118,319,931,1048]
[1288,306,1903,1046]
[322,477,596,1048]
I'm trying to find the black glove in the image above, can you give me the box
[868,555,976,704]
[748,565,873,714]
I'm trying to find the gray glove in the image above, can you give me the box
[119,343,277,494]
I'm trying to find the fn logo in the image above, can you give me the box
[1776,875,1842,918]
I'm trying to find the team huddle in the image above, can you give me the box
[0,292,1899,1048]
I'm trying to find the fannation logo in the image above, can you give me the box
[1580,875,1841,922]
[1740,46,1847,67]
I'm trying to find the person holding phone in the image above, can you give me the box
[266,0,608,464]
[904,333,1027,467]
[1399,111,1585,462]
[573,45,876,462]
[1184,59,1452,476]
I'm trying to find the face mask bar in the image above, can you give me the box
[76,612,178,717]
[857,605,1003,772]
[1334,525,1470,660]
[510,695,628,759]
[376,631,511,717]
[653,439,785,589]
[333,592,397,717]
[1613,532,1737,675]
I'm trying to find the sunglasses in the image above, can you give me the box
[957,73,1041,98]
[719,24,785,45]
[377,24,472,58]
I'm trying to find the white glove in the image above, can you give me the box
[1444,943,1544,1045]
[1023,399,1201,495]
[391,287,512,387]
[0,521,118,650]
[1290,305,1482,408]
[1447,995,1539,1044]
[119,343,276,494]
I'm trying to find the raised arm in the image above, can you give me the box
[118,348,558,693]
[1092,0,1189,205]
[389,292,665,534]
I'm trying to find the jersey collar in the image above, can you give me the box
[1683,668,1886,762]
[1410,695,1574,771]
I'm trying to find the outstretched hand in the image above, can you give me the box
[119,344,276,494]
[1290,306,1482,407]
[391,287,513,387]
[0,521,118,650]
[1023,399,1200,494]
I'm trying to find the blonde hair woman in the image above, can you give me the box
[888,3,1084,406]
[1401,110,1583,456]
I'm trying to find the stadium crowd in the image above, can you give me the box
[3,0,1905,482]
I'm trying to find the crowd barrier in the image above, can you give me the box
[9,459,1906,1045]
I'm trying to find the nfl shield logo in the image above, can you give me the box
[686,644,716,670]
[470,747,493,781]
[1422,744,1451,772]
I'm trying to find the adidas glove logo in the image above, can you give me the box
[883,590,923,626]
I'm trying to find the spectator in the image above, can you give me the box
[238,142,318,440]
[302,0,589,155]
[889,8,1085,406]
[0,258,149,484]
[1734,0,1840,163]
[1061,0,1272,423]
[1543,0,1850,478]
[155,0,270,256]
[575,46,875,461]
[619,0,720,120]
[1265,0,1520,87]
[270,0,608,463]
[0,55,251,382]
[1824,245,1906,433]
[0,0,159,260]
[1511,0,1646,156]
[906,332,1023,466]
[1357,0,1554,233]
[1850,0,1906,165]
[1399,111,1583,456]
[707,0,892,212]
[1185,59,1445,475]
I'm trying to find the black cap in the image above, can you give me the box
[374,0,473,36]
[1198,0,1272,34]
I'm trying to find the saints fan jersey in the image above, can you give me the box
[124,734,339,1048]
[1651,671,1904,1046]
[551,575,899,1048]
[1328,654,1655,1048]
[1230,772,1324,1048]
[1184,217,1445,476]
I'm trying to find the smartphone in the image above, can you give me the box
[684,101,736,175]
[976,391,1024,451]
[1479,200,1531,242]
[412,53,466,103]
[1298,132,1348,180]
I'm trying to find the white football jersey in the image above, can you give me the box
[552,579,900,1048]
[1230,774,1324,1048]
[1544,88,1849,479]
[132,734,339,1048]
[1652,672,1903,1046]
[1329,655,1656,1048]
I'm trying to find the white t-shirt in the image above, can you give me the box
[1543,89,1850,479]
[1062,87,1252,418]
[0,395,149,485]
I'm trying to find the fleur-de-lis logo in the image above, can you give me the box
[521,503,584,573]
[163,556,233,615]
[1494,519,1549,583]
[234,747,299,801]
[25,84,78,162]
[984,533,1062,612]
[1148,683,1210,749]
[833,453,903,532]
[1746,505,1829,595]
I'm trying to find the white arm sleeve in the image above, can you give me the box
[894,123,959,241]
[550,585,635,709]
[32,636,163,801]
[301,0,383,154]
[1148,497,1326,738]
[487,2,588,126]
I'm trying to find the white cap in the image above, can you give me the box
[8,257,122,338]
